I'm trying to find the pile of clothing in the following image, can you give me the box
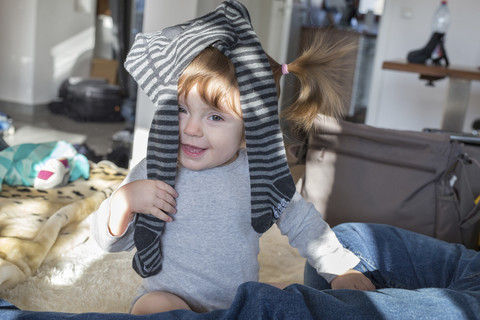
[0,140,89,191]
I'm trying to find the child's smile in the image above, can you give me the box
[180,144,206,157]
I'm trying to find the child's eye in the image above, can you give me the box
[178,106,187,113]
[208,114,224,122]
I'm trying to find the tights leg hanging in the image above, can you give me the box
[132,215,165,277]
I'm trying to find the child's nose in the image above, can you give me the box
[183,118,202,137]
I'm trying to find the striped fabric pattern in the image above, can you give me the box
[124,0,295,278]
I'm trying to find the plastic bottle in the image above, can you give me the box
[431,0,450,34]
[430,1,450,62]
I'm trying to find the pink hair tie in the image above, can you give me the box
[281,64,289,75]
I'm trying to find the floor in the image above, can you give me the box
[2,105,126,157]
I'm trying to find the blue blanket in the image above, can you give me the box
[0,140,89,191]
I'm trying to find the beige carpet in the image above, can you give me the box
[0,218,305,313]
[0,158,307,314]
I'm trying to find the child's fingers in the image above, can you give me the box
[364,278,376,291]
[154,180,179,198]
[146,207,173,223]
[156,189,177,210]
[152,184,177,214]
[355,275,375,291]
[152,196,177,215]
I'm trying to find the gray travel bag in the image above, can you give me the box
[295,117,480,249]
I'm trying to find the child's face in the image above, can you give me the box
[178,84,244,171]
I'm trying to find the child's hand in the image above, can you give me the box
[330,269,375,291]
[108,180,178,235]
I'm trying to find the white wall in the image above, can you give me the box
[367,0,480,132]
[0,0,95,107]
[0,0,37,105]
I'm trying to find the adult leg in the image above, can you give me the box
[304,223,480,318]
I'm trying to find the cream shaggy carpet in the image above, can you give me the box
[0,215,305,313]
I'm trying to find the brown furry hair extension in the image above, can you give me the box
[268,32,357,133]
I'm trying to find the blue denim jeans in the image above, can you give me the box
[305,223,480,319]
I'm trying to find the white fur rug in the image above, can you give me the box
[0,216,305,313]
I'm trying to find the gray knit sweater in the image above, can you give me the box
[91,149,359,312]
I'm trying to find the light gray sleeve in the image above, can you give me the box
[90,158,148,252]
[276,192,360,283]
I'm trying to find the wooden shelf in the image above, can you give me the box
[382,61,480,81]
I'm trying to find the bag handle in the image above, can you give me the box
[459,155,480,229]
[460,201,480,229]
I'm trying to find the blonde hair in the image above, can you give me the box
[179,35,355,133]
[268,32,357,133]
[178,47,241,118]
